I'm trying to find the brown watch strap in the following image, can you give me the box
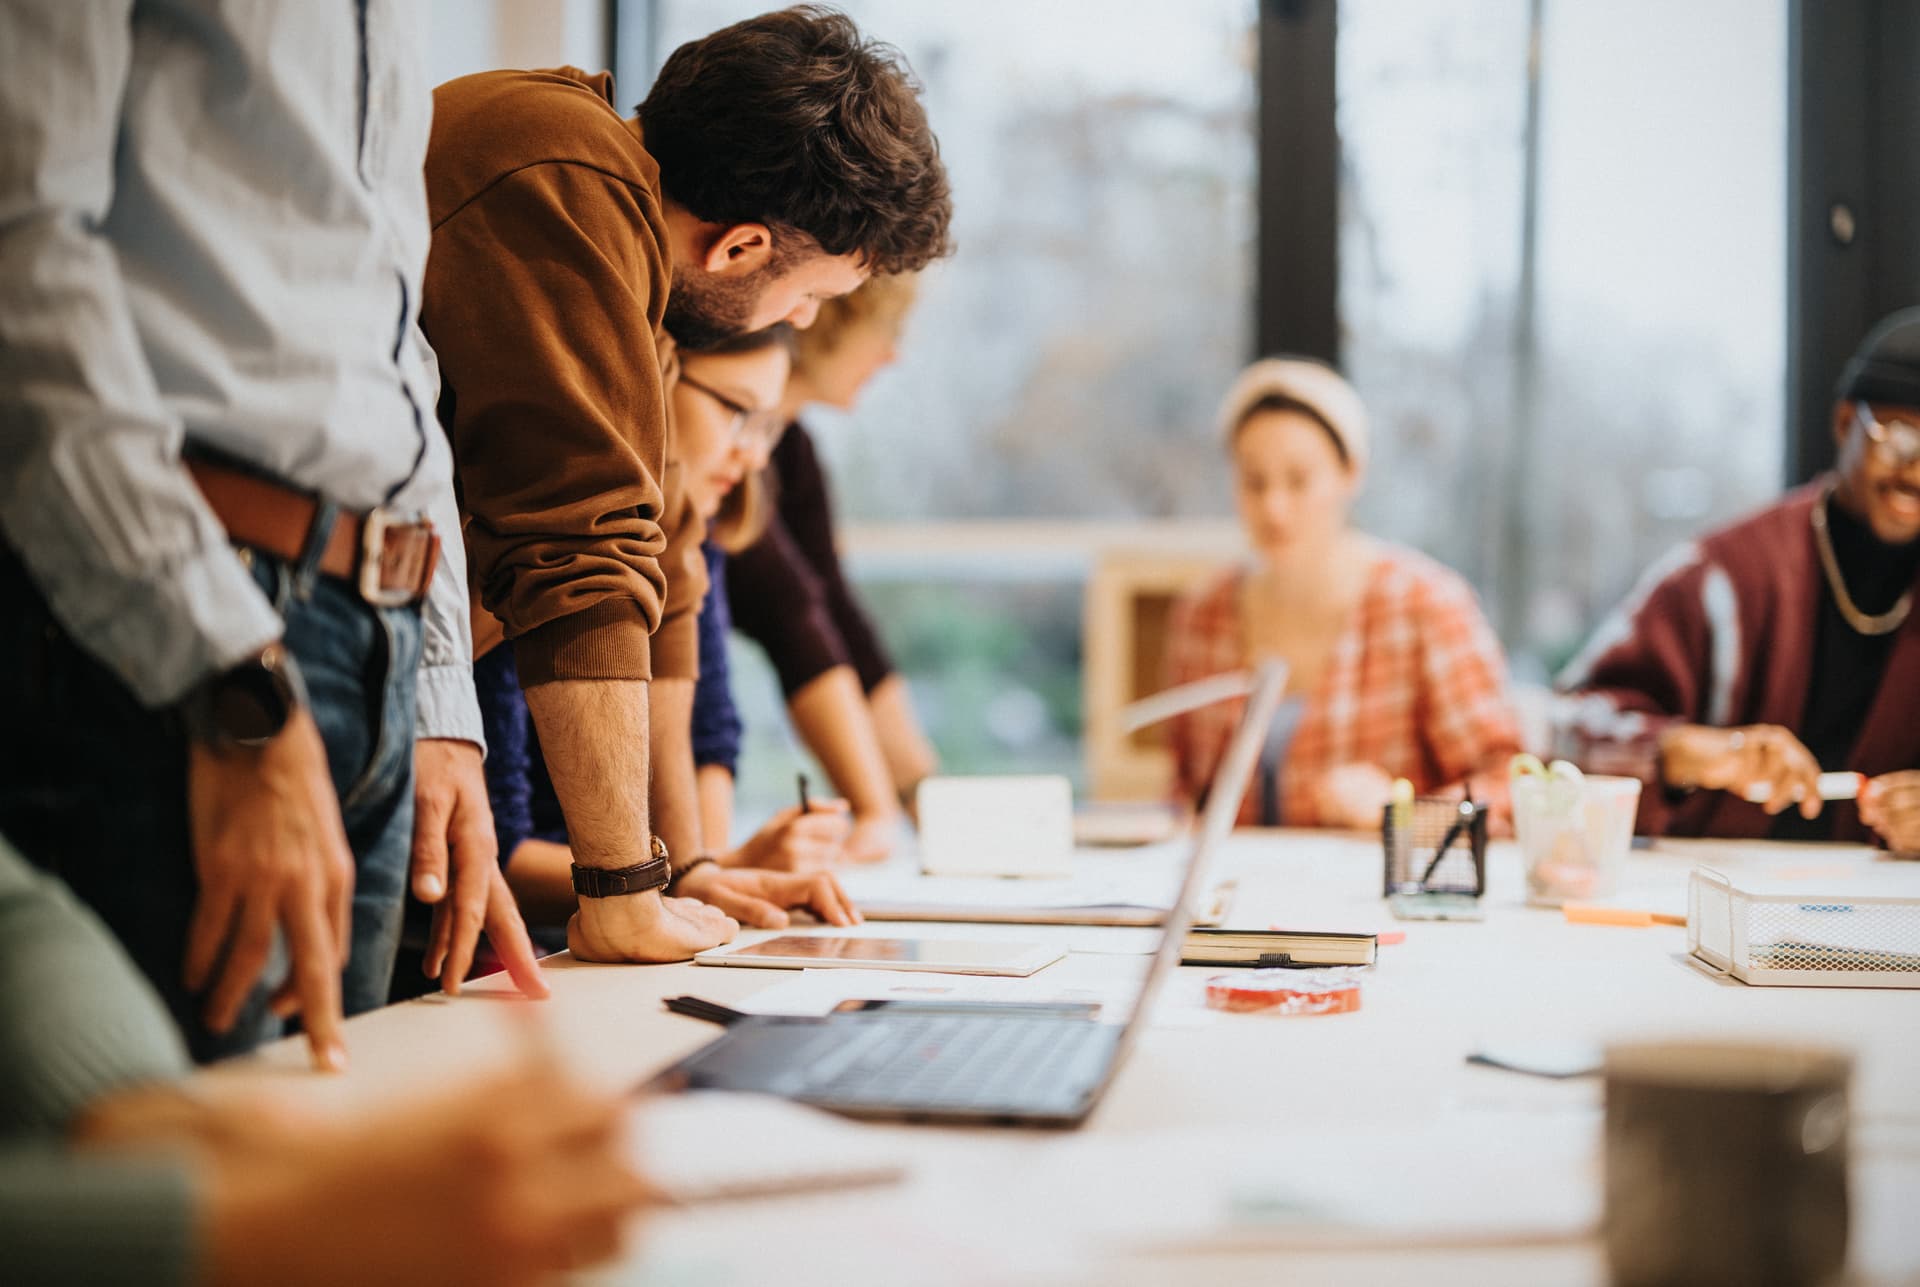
[571,855,671,899]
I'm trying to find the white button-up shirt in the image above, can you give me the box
[0,0,479,745]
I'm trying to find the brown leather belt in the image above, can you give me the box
[186,457,439,607]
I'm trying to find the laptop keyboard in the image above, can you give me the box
[801,1014,1117,1111]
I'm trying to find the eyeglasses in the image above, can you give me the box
[1855,403,1920,468]
[679,373,786,451]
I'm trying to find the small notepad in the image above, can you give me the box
[917,775,1075,877]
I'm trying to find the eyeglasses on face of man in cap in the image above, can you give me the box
[1853,402,1920,470]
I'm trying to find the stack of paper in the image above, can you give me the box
[838,844,1229,927]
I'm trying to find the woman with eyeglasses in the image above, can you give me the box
[725,274,939,863]
[470,328,861,961]
[674,328,872,876]
[1559,306,1920,850]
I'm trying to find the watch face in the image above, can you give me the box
[212,668,286,744]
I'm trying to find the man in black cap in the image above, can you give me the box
[1557,307,1920,848]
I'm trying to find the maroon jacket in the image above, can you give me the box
[1557,483,1920,840]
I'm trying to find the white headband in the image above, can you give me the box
[1216,357,1370,479]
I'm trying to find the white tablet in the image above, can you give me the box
[693,934,1065,977]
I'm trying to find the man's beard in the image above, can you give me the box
[663,264,765,352]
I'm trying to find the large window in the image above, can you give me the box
[425,1,606,88]
[650,1,1258,522]
[1338,0,1786,677]
[447,3,1792,817]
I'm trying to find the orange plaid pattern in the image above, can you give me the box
[1164,546,1522,827]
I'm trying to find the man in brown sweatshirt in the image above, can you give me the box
[421,8,951,961]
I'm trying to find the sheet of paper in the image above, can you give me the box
[840,868,1179,911]
[734,963,1219,1030]
[815,921,1163,955]
[840,840,1196,911]
[633,1092,909,1203]
[735,966,1149,1024]
[989,1108,1601,1253]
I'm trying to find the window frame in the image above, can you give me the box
[1787,0,1920,482]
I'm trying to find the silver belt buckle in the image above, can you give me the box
[358,507,427,608]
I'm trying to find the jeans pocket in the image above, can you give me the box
[339,606,400,814]
[243,546,292,615]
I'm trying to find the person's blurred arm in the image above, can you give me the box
[763,430,932,813]
[0,1151,198,1287]
[788,666,901,862]
[1415,571,1526,833]
[867,673,939,815]
[1860,771,1920,854]
[696,764,737,857]
[1160,582,1225,808]
[72,1061,653,1287]
[695,756,844,875]
[1554,546,1817,830]
[0,834,198,1286]
[647,677,701,871]
[767,429,900,695]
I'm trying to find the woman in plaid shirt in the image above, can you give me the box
[1165,359,1524,831]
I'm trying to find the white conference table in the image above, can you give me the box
[209,830,1920,1286]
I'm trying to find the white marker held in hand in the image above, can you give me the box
[1740,772,1867,806]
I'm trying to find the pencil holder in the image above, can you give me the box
[1381,795,1488,897]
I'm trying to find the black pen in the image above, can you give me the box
[797,771,812,813]
[1419,799,1478,888]
[663,996,750,1028]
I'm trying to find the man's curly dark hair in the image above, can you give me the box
[637,6,954,275]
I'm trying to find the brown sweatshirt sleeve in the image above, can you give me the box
[652,465,708,682]
[423,162,672,687]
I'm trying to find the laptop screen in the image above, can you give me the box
[1109,659,1289,1055]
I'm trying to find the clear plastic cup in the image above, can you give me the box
[1512,773,1643,906]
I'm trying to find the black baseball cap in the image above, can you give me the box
[1838,307,1920,407]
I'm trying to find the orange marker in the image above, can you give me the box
[1562,903,1686,928]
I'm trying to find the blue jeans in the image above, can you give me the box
[0,545,421,1062]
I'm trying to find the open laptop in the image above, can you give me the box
[647,660,1288,1128]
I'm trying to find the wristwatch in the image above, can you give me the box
[571,835,672,899]
[181,642,307,750]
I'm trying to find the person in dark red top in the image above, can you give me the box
[1558,308,1920,849]
[727,274,940,862]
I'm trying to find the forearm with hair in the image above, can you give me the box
[521,679,651,870]
[867,675,938,805]
[647,678,701,867]
[788,666,897,821]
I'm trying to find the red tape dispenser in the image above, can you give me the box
[1205,969,1363,1016]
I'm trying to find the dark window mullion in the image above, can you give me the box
[1255,0,1340,364]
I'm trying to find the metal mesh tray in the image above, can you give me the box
[1688,867,1920,988]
